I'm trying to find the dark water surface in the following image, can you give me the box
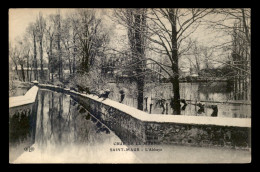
[11,89,140,163]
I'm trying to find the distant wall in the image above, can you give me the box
[12,69,49,82]
[38,84,251,149]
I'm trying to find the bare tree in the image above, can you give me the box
[68,12,81,74]
[20,35,33,82]
[56,11,63,81]
[45,14,56,82]
[70,9,104,73]
[60,17,74,75]
[65,9,110,93]
[185,40,214,76]
[142,8,214,114]
[185,40,202,74]
[113,8,147,110]
[35,12,46,81]
[26,22,38,81]
[10,40,28,82]
[18,43,27,82]
[9,44,20,80]
[205,8,251,101]
[201,45,214,70]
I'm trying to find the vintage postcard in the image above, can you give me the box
[9,8,251,163]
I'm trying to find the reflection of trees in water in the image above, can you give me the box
[37,91,67,148]
[37,91,47,148]
[48,92,54,139]
[36,90,113,147]
[9,112,31,144]
[49,93,66,145]
[48,92,78,145]
[72,108,111,145]
[230,78,250,101]
[9,104,37,162]
[57,95,63,144]
[37,91,64,147]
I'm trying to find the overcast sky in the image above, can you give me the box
[9,8,230,45]
[9,8,75,43]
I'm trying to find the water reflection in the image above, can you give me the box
[9,98,38,162]
[35,90,116,147]
[10,113,31,144]
[13,89,139,163]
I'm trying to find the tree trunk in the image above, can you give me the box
[73,54,76,74]
[241,9,250,48]
[134,10,146,111]
[69,58,72,75]
[14,65,19,81]
[73,36,76,74]
[84,47,89,73]
[58,43,63,81]
[195,55,200,74]
[26,53,29,82]
[169,8,181,115]
[170,77,181,114]
[21,64,25,82]
[48,38,53,81]
[57,15,63,81]
[48,54,50,81]
[67,47,72,74]
[40,39,43,81]
[33,34,38,81]
[58,38,61,80]
[69,59,72,74]
[30,65,32,82]
[137,77,144,110]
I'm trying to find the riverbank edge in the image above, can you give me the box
[37,83,251,150]
[9,84,39,163]
[9,85,38,108]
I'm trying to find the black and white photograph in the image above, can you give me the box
[8,8,251,163]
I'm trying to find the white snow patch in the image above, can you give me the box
[9,86,38,108]
[36,86,250,128]
[79,93,251,128]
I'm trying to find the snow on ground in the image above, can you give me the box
[81,93,251,128]
[9,86,39,108]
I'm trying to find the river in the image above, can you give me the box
[10,88,251,163]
